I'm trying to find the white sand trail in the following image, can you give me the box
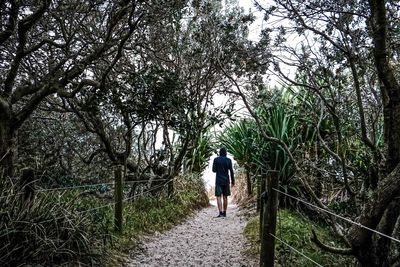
[125,201,256,267]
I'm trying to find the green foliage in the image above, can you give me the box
[219,88,304,192]
[243,215,262,256]
[219,119,256,169]
[184,133,214,173]
[255,101,300,182]
[244,210,355,266]
[123,67,186,123]
[328,200,357,216]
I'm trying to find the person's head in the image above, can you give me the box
[219,147,227,157]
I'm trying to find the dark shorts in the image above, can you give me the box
[215,184,231,197]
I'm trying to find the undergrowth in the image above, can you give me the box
[0,173,208,266]
[0,178,105,266]
[243,209,357,266]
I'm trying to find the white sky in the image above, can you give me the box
[202,0,261,189]
[238,0,265,41]
[202,1,329,189]
[203,0,299,189]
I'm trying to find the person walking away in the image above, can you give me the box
[212,147,235,217]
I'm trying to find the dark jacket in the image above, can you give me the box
[212,156,234,186]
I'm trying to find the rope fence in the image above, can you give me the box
[36,182,115,192]
[123,180,173,202]
[77,180,173,215]
[37,178,172,192]
[259,171,400,267]
[124,178,171,185]
[1,166,176,232]
[0,178,172,200]
[76,180,173,222]
[273,187,400,244]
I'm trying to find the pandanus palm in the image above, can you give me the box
[184,133,214,173]
[219,120,256,195]
[219,91,302,195]
[256,103,299,184]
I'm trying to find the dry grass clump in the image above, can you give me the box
[174,173,209,208]
[232,169,256,207]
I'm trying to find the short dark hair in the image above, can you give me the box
[219,147,227,156]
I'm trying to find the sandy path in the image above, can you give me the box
[125,201,256,267]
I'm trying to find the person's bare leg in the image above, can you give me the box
[223,195,228,212]
[216,196,222,213]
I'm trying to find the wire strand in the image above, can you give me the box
[124,178,171,185]
[36,182,115,192]
[41,203,115,223]
[79,203,114,213]
[273,187,400,244]
[79,180,174,212]
[270,233,324,267]
[123,180,173,202]
[35,178,172,192]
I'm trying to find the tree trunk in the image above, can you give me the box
[347,163,400,266]
[383,99,400,172]
[352,199,400,267]
[351,238,392,267]
[368,0,400,173]
[168,179,174,197]
[375,199,400,266]
[354,247,389,267]
[0,117,16,177]
[348,1,400,264]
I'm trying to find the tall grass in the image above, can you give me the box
[0,178,105,266]
[219,119,255,169]
[256,103,300,183]
[0,173,208,266]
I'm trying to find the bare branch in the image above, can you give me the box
[311,230,353,255]
[3,0,50,97]
[57,79,101,98]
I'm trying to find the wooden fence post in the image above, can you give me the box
[260,170,279,267]
[257,180,260,212]
[259,172,266,239]
[167,179,174,197]
[114,165,123,232]
[246,168,252,195]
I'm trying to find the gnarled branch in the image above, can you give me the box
[311,230,353,255]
